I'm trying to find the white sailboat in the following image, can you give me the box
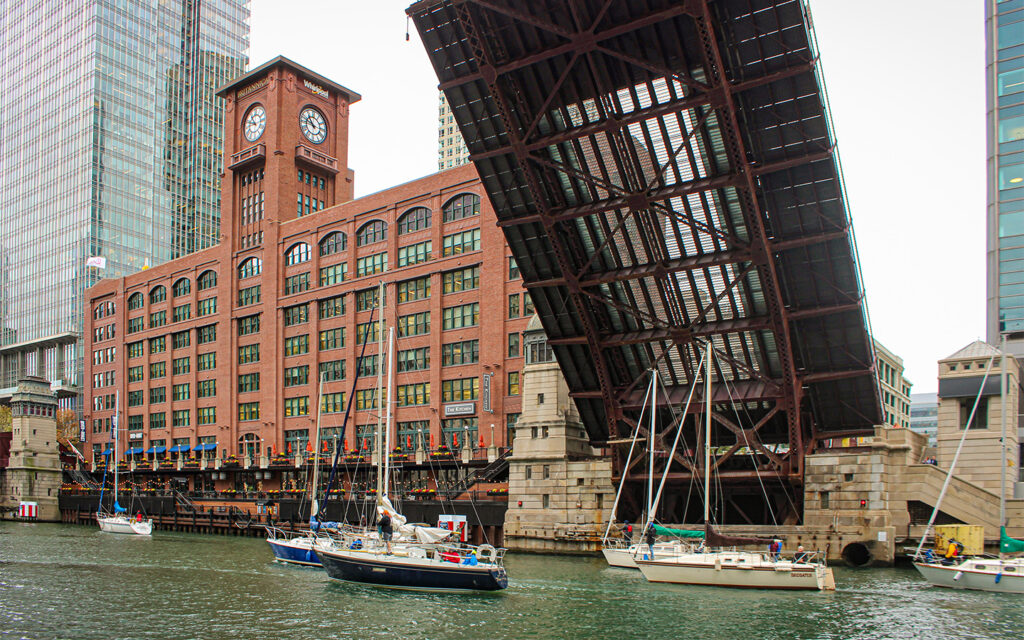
[912,342,1024,593]
[635,340,835,591]
[97,391,153,535]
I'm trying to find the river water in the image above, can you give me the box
[0,522,1020,640]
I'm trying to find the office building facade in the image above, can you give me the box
[438,92,470,170]
[874,339,912,429]
[83,58,529,486]
[0,0,249,405]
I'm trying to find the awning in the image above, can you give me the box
[192,443,217,452]
[126,447,143,455]
[102,447,113,455]
[168,445,190,453]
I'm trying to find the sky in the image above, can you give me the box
[250,0,984,394]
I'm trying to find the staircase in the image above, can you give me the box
[173,488,198,513]
[66,468,100,489]
[439,449,512,498]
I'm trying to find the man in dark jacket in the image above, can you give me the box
[378,512,393,554]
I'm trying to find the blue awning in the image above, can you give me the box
[102,448,113,455]
[168,445,190,453]
[144,446,167,454]
[192,443,216,452]
[126,447,144,455]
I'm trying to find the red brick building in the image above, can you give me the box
[83,57,529,489]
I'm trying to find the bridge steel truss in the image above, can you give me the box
[410,0,882,523]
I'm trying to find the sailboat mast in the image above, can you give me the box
[1001,334,1008,537]
[383,326,395,499]
[375,281,385,500]
[704,340,711,525]
[648,369,656,524]
[311,371,325,519]
[114,390,119,506]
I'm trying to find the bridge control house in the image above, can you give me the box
[83,57,530,497]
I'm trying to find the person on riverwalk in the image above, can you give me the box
[378,512,393,554]
[644,524,656,560]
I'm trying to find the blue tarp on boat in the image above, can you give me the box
[113,501,127,513]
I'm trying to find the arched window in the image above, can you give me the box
[285,242,311,266]
[356,220,387,246]
[197,270,218,291]
[127,292,144,310]
[319,231,347,257]
[149,286,166,304]
[397,207,431,235]
[238,256,262,279]
[172,278,191,297]
[237,432,261,458]
[442,193,480,222]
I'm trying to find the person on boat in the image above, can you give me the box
[378,512,393,554]
[644,524,656,560]
[135,511,142,523]
[794,545,808,564]
[769,539,782,561]
[624,521,633,543]
[945,539,962,564]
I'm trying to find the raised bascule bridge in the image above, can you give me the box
[409,0,881,525]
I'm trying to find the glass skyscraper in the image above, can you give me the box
[989,0,1024,351]
[0,0,248,402]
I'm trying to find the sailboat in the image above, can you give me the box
[635,340,835,591]
[602,370,698,569]
[912,342,1024,593]
[97,391,153,535]
[315,287,508,591]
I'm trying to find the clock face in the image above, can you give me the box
[299,108,327,144]
[243,105,266,142]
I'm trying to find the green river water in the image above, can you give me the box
[0,522,1020,639]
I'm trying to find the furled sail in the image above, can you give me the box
[378,495,453,544]
[1000,526,1024,553]
[704,523,773,547]
[652,524,704,539]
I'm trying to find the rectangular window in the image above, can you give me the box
[442,377,479,402]
[172,331,190,349]
[355,287,383,312]
[238,373,260,393]
[355,321,383,345]
[508,371,520,396]
[397,311,430,337]
[397,240,431,267]
[150,310,167,328]
[197,324,217,344]
[397,420,429,452]
[397,382,430,407]
[319,360,345,382]
[960,398,989,429]
[149,336,166,354]
[197,379,216,398]
[442,302,479,330]
[238,314,261,336]
[508,293,520,319]
[397,276,430,303]
[508,332,520,358]
[319,327,345,350]
[443,265,479,293]
[197,407,216,425]
[285,429,310,453]
[321,391,346,414]
[197,297,217,317]
[128,390,144,407]
[172,357,190,375]
[442,228,480,256]
[172,304,191,322]
[127,317,144,333]
[172,383,190,401]
[524,292,534,315]
[318,295,345,319]
[128,365,144,382]
[284,304,308,326]
[285,334,310,356]
[284,396,310,417]
[172,409,190,427]
[150,387,166,404]
[356,354,379,378]
[283,365,309,387]
[239,402,260,421]
[127,415,144,430]
[355,388,378,410]
[150,362,166,379]
[238,284,262,307]
[442,339,479,366]
[198,352,216,371]
[356,252,388,277]
[509,256,519,280]
[150,412,166,430]
[238,344,260,364]
[128,341,144,358]
[397,347,430,372]
[319,262,348,287]
[284,273,310,295]
[442,417,478,449]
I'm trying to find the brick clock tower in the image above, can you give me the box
[217,56,361,252]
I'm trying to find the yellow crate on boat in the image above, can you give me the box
[935,525,984,556]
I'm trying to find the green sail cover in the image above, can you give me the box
[1001,527,1024,553]
[652,524,704,539]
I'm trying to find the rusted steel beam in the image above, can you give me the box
[547,315,771,348]
[769,228,849,252]
[800,368,875,384]
[576,379,784,407]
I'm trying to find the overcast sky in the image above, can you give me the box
[251,0,983,394]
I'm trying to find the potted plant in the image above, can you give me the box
[222,455,240,468]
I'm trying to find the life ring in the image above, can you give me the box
[477,544,496,564]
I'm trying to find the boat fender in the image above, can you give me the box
[714,558,722,571]
[953,571,963,581]
[995,572,1002,584]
